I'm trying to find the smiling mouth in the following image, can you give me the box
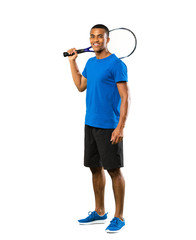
[93,43,100,47]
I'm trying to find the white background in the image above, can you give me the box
[0,0,196,239]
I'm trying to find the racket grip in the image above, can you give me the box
[63,49,85,57]
[63,52,70,57]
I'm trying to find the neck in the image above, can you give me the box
[95,49,111,59]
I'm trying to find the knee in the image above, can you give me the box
[107,168,121,179]
[90,167,104,175]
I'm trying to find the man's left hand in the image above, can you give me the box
[110,127,123,144]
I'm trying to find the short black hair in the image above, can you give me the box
[91,24,109,37]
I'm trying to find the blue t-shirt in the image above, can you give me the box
[82,54,128,129]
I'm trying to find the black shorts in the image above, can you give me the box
[84,125,124,170]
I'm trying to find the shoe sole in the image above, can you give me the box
[105,225,125,233]
[79,219,107,225]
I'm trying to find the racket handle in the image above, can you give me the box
[63,49,85,57]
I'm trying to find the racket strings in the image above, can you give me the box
[63,27,137,59]
[108,27,137,59]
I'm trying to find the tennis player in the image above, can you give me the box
[67,24,129,233]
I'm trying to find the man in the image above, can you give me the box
[67,24,129,233]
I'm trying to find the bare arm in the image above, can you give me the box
[67,48,87,92]
[110,82,130,144]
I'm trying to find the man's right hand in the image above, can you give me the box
[67,48,78,61]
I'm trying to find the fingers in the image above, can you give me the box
[118,136,123,143]
[111,136,117,144]
[110,132,115,144]
[110,131,123,144]
[67,48,76,55]
[111,137,123,144]
[67,48,78,60]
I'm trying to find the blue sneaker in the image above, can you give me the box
[78,211,108,225]
[105,217,125,233]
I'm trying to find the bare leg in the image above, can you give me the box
[90,167,106,216]
[107,168,125,221]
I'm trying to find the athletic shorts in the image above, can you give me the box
[84,125,124,170]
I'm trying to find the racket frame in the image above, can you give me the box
[63,27,137,59]
[109,27,137,59]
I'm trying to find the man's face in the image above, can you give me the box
[90,28,110,52]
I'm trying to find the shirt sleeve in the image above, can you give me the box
[82,61,88,79]
[112,60,128,83]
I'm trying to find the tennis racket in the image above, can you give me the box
[63,27,137,59]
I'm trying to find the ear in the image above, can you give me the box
[107,37,110,44]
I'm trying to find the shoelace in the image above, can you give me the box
[88,211,107,219]
[88,211,96,219]
[88,211,94,216]
[109,218,120,227]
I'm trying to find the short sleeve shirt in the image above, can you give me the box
[82,54,128,129]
